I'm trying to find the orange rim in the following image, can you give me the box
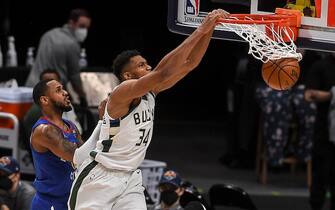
[216,8,302,42]
[218,15,293,26]
[218,16,288,27]
[217,8,301,27]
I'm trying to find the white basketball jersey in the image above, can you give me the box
[91,91,155,171]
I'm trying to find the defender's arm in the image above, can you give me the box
[31,124,78,162]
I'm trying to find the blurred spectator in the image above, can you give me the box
[305,52,335,210]
[219,54,261,169]
[0,156,35,210]
[0,197,9,210]
[154,169,209,210]
[254,50,318,167]
[25,8,91,107]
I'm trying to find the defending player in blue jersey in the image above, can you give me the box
[29,79,105,210]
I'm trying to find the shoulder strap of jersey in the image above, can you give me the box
[62,119,77,132]
[149,91,156,99]
[104,86,120,121]
[31,118,50,132]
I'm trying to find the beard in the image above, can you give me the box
[51,99,72,112]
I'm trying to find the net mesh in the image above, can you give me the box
[218,16,302,63]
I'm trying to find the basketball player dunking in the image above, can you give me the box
[68,9,229,210]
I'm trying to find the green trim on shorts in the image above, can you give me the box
[69,160,98,210]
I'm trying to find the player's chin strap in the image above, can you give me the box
[218,19,302,63]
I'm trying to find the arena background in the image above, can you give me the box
[0,0,264,194]
[0,1,318,209]
[0,0,254,122]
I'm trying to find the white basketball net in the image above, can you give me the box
[218,17,302,63]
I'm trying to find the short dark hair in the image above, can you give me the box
[112,50,141,81]
[33,79,52,106]
[69,8,90,22]
[39,69,60,81]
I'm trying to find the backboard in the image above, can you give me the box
[167,0,335,52]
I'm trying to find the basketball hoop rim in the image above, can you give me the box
[213,8,303,62]
[218,15,291,26]
[217,8,302,27]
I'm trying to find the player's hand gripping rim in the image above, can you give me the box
[200,9,230,33]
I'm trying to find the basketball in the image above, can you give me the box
[262,58,300,90]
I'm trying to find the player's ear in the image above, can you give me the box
[40,96,49,105]
[123,71,133,80]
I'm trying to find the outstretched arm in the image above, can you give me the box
[152,10,229,93]
[111,9,229,105]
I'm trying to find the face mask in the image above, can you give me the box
[160,190,179,207]
[0,176,13,191]
[74,28,88,42]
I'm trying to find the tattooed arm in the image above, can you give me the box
[73,125,84,147]
[31,124,79,162]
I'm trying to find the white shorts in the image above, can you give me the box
[68,159,146,210]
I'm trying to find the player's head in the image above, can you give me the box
[33,79,72,113]
[112,50,152,82]
[40,69,61,81]
[68,8,91,42]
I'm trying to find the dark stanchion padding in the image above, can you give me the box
[209,183,258,210]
